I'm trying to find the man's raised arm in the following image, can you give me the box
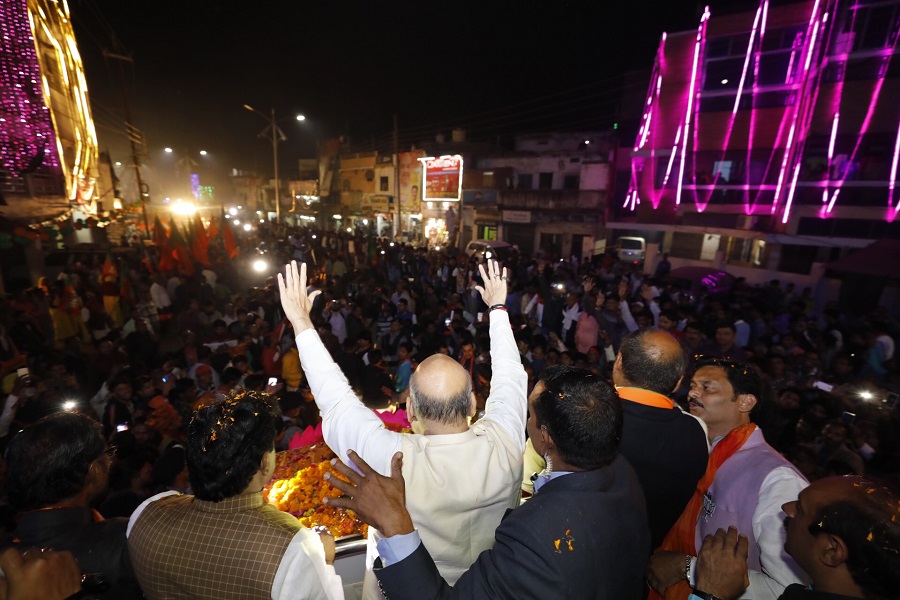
[474,260,528,453]
[278,261,400,475]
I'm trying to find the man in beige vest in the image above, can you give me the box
[127,392,343,600]
[279,259,527,599]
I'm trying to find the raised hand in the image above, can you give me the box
[277,261,322,335]
[324,450,414,538]
[474,259,508,308]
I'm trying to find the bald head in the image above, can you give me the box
[409,354,473,426]
[616,327,687,395]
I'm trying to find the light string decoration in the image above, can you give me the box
[0,0,61,177]
[626,0,900,226]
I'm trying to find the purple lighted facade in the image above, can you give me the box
[0,0,61,177]
[624,0,900,239]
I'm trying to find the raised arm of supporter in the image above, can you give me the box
[619,298,640,333]
[474,260,528,453]
[279,261,400,476]
[641,285,661,326]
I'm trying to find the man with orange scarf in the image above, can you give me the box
[647,357,808,600]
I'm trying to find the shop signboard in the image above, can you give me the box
[419,154,463,201]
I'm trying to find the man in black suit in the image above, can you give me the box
[326,366,650,599]
[613,327,710,548]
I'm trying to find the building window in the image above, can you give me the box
[478,224,498,240]
[380,176,389,192]
[539,172,553,189]
[483,171,494,188]
[518,174,533,190]
[563,175,580,190]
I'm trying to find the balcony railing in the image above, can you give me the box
[499,189,603,210]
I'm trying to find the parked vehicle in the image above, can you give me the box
[616,237,646,266]
[465,239,516,263]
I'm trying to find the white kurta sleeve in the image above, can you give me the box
[271,528,343,600]
[743,466,810,600]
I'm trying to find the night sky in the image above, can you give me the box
[70,0,759,180]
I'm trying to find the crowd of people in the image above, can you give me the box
[0,222,896,599]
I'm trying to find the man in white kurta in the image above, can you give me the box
[280,260,527,599]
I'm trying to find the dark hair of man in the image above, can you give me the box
[409,370,472,425]
[6,412,105,512]
[368,349,384,364]
[620,328,686,395]
[715,321,737,334]
[186,391,280,502]
[809,480,900,600]
[532,365,622,470]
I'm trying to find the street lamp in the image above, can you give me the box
[243,104,307,222]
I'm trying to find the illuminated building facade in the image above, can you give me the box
[617,0,899,282]
[0,0,99,218]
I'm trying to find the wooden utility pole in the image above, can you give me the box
[103,50,150,238]
[393,114,400,240]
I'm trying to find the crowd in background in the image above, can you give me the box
[0,221,897,532]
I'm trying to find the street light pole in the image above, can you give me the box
[244,104,286,222]
[271,108,280,222]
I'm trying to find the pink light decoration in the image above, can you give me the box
[0,0,61,176]
[824,112,839,205]
[744,0,769,215]
[694,2,762,213]
[676,6,710,206]
[782,163,802,225]
[662,124,683,189]
[889,119,900,221]
[826,23,900,214]
[772,0,820,217]
[781,14,823,224]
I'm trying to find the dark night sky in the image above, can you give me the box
[70,0,758,181]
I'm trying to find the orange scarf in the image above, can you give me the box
[649,422,757,600]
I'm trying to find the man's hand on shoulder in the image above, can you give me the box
[277,261,321,335]
[324,450,414,538]
[695,527,750,600]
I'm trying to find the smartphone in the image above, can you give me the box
[162,374,172,383]
[116,424,130,432]
[840,411,856,426]
[884,392,899,411]
[477,312,484,321]
[812,380,834,393]
[267,377,278,387]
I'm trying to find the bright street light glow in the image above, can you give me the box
[860,391,874,400]
[229,207,237,215]
[296,115,306,121]
[115,161,122,166]
[170,200,197,215]
[233,219,240,225]
[259,219,265,223]
[199,150,207,156]
[252,259,267,272]
[243,223,252,231]
[63,400,77,411]
[362,219,368,225]
[332,214,342,220]
[346,227,352,232]
[164,147,173,153]
[721,79,729,84]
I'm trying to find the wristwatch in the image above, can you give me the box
[692,590,723,600]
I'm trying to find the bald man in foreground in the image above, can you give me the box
[279,260,527,599]
[612,328,710,548]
